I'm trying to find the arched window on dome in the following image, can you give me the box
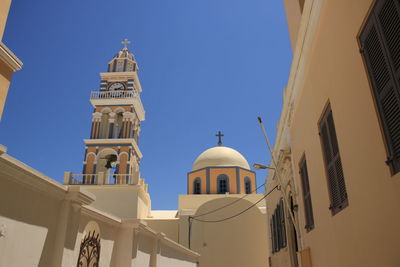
[217,174,229,194]
[193,178,201,194]
[245,177,252,194]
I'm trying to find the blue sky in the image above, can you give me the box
[0,0,292,209]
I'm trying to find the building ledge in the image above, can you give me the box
[0,42,22,72]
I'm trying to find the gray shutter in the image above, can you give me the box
[360,0,400,173]
[299,157,314,230]
[280,199,287,248]
[320,105,348,214]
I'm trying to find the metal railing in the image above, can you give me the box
[67,173,133,185]
[90,90,138,99]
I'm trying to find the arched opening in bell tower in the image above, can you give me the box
[96,148,118,183]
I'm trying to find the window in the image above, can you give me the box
[244,177,251,194]
[359,0,400,174]
[319,104,348,215]
[270,199,286,253]
[116,60,124,72]
[217,174,229,194]
[193,178,201,194]
[299,156,314,231]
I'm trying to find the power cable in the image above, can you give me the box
[189,184,278,223]
[191,180,267,219]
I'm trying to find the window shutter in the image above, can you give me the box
[360,0,400,173]
[319,105,348,214]
[272,214,278,253]
[269,220,275,253]
[280,200,287,248]
[299,157,314,230]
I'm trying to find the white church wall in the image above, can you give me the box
[157,241,198,267]
[0,152,200,267]
[183,196,269,267]
[78,185,148,219]
[132,231,153,266]
[144,219,179,243]
[0,157,66,267]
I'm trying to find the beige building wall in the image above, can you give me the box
[0,0,11,40]
[268,0,400,266]
[0,57,12,120]
[283,0,303,51]
[0,0,22,120]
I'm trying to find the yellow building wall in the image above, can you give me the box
[209,167,237,194]
[188,169,206,194]
[0,58,12,119]
[239,168,256,193]
[287,0,400,266]
[0,0,11,40]
[283,0,302,51]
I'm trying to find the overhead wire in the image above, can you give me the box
[191,180,268,219]
[189,184,279,223]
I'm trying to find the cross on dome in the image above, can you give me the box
[216,131,224,146]
[121,38,131,49]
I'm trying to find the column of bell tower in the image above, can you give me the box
[79,41,145,185]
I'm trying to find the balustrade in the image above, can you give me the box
[66,172,133,185]
[90,90,137,99]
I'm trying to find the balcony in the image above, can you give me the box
[90,90,138,99]
[90,90,145,121]
[64,172,135,185]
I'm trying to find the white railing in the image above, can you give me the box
[107,174,133,185]
[70,174,98,185]
[67,173,133,185]
[90,90,138,99]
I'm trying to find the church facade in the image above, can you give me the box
[0,41,270,267]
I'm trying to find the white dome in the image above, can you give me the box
[192,146,250,171]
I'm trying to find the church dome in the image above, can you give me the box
[192,146,250,171]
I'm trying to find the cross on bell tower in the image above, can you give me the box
[121,38,131,49]
[216,131,224,146]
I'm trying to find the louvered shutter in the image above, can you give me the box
[269,220,275,253]
[273,214,278,253]
[320,105,348,215]
[299,157,314,230]
[360,0,400,174]
[279,199,287,248]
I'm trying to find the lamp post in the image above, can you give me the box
[257,116,301,247]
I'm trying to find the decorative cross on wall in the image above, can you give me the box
[216,131,224,146]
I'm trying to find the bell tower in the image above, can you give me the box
[78,39,145,185]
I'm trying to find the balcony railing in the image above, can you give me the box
[65,172,133,185]
[90,90,138,100]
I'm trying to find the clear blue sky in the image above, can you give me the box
[0,0,292,209]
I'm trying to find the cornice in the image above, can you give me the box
[0,153,67,199]
[0,42,22,72]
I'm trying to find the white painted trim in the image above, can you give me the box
[0,42,22,72]
[84,138,143,158]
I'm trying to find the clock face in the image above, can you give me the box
[108,82,125,91]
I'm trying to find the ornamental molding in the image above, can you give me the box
[0,42,22,72]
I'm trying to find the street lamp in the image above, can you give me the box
[253,163,275,170]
